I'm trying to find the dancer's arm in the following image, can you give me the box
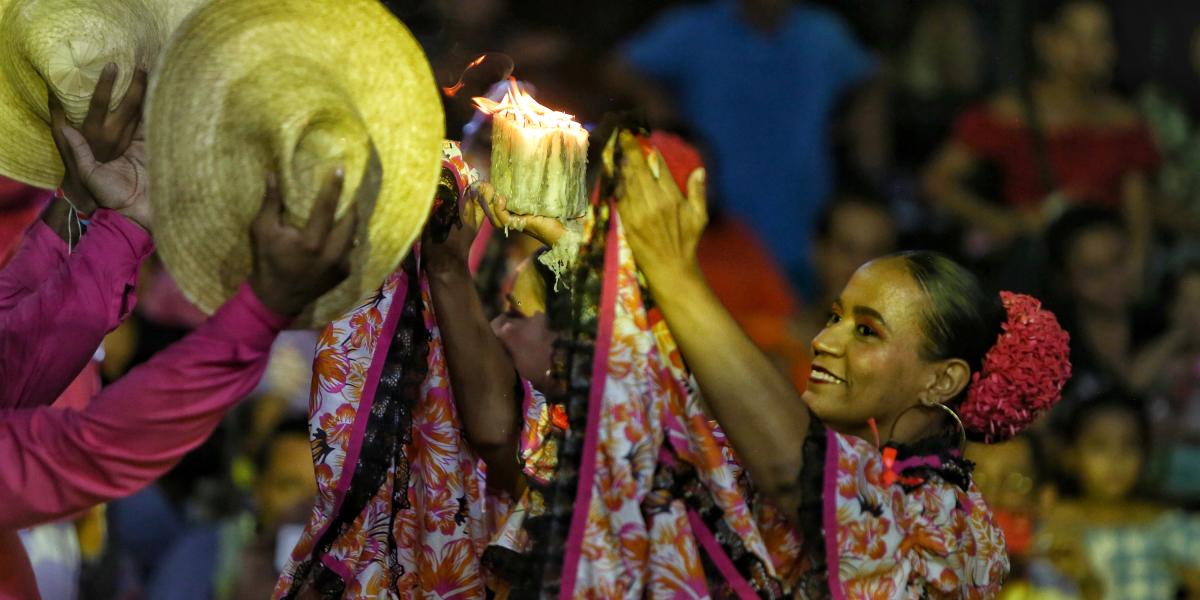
[0,210,151,410]
[0,65,155,410]
[0,168,355,530]
[425,188,523,494]
[0,283,286,530]
[614,132,810,515]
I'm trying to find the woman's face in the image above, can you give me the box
[1037,1,1115,86]
[1073,407,1143,502]
[803,258,943,438]
[1065,226,1133,314]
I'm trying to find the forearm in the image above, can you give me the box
[1129,332,1185,393]
[427,263,522,492]
[645,262,809,507]
[0,210,153,410]
[1121,173,1152,287]
[0,220,67,311]
[0,284,286,530]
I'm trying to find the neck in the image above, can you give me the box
[740,3,789,35]
[1078,303,1126,325]
[1036,77,1094,109]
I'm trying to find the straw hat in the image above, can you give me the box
[146,0,444,328]
[0,0,201,188]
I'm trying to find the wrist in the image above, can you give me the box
[424,253,471,277]
[248,275,304,317]
[642,259,705,299]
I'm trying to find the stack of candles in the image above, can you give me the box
[474,79,588,220]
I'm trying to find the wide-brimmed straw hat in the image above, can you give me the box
[146,0,444,328]
[0,0,201,188]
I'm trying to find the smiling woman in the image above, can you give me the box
[615,131,1073,598]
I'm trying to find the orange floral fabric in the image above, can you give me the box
[825,431,1009,599]
[490,215,803,597]
[274,142,493,599]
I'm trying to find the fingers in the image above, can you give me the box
[303,167,345,240]
[473,182,502,227]
[462,187,483,231]
[322,204,358,271]
[256,171,284,230]
[83,64,118,133]
[115,69,147,127]
[686,167,708,222]
[47,95,77,173]
[59,127,98,175]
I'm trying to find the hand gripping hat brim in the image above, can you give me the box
[145,0,444,327]
[0,0,201,188]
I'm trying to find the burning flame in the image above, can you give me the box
[473,79,585,135]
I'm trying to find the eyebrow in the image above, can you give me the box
[835,298,891,332]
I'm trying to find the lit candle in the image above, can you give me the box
[474,80,588,220]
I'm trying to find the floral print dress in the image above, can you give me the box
[487,205,1009,599]
[273,142,494,599]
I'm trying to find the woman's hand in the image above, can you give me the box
[249,169,357,317]
[423,185,484,273]
[613,131,707,284]
[474,181,567,248]
[48,64,151,231]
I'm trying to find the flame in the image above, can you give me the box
[442,54,488,97]
[473,79,585,134]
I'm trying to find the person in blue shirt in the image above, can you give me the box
[612,0,878,296]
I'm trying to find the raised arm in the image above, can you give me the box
[0,167,356,530]
[922,141,1032,241]
[613,132,810,515]
[0,65,155,410]
[424,186,523,494]
[0,210,152,409]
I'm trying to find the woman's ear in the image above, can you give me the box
[924,358,971,406]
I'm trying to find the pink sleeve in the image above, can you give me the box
[0,210,153,410]
[0,219,67,311]
[0,283,290,531]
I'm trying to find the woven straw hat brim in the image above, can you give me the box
[146,0,444,328]
[0,0,199,188]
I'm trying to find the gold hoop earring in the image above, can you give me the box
[888,402,967,450]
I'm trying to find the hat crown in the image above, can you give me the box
[3,0,168,122]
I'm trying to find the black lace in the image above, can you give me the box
[282,259,429,598]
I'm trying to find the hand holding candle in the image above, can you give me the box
[474,79,588,221]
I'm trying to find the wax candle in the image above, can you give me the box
[475,80,588,220]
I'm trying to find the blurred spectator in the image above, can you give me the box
[1037,391,1200,600]
[891,0,987,176]
[1132,262,1200,505]
[1045,207,1162,400]
[1137,21,1200,266]
[966,435,1074,599]
[145,417,315,600]
[924,0,1158,275]
[611,0,879,294]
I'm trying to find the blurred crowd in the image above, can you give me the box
[5,0,1200,597]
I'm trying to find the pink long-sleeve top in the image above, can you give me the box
[0,209,153,410]
[0,283,291,599]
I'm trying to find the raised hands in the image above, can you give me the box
[473,181,567,248]
[249,169,358,317]
[613,131,707,284]
[48,63,151,230]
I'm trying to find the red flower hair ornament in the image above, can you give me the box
[960,292,1072,443]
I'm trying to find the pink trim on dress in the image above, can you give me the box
[823,429,845,600]
[298,273,409,560]
[686,509,760,600]
[559,210,622,598]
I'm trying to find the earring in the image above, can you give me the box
[888,402,967,450]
